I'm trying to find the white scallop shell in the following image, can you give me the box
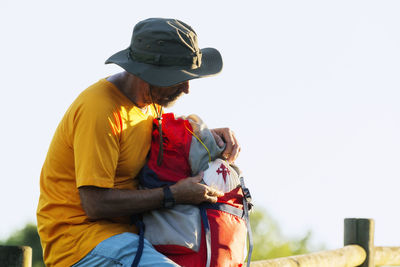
[203,158,240,193]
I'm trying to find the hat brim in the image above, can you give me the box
[105,47,222,87]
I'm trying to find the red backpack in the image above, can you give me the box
[134,113,253,267]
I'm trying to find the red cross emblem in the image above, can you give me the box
[216,163,230,182]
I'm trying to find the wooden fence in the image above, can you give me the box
[250,218,400,267]
[1,218,399,267]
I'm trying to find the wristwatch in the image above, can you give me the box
[162,186,175,209]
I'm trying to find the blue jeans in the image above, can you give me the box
[72,233,180,267]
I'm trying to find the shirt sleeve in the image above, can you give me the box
[72,99,120,188]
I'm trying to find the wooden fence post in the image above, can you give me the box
[344,218,374,267]
[0,246,32,267]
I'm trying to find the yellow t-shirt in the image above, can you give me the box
[36,78,157,267]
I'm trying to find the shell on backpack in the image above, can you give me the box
[202,158,240,193]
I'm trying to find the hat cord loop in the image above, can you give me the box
[184,123,211,163]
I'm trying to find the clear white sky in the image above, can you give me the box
[1,0,399,250]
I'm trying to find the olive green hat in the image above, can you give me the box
[105,18,223,87]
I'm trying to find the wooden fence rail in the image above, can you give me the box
[250,246,400,267]
[250,244,366,267]
[250,218,400,267]
[375,247,400,266]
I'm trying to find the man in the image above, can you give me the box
[37,18,240,267]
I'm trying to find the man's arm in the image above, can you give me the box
[79,172,223,220]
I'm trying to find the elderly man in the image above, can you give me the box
[37,18,240,267]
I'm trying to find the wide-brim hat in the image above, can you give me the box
[105,18,223,87]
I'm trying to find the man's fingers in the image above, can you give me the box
[204,187,223,203]
[231,146,241,162]
[227,134,240,162]
[206,187,224,198]
[210,127,241,162]
[204,195,218,203]
[175,173,225,204]
[220,129,239,163]
[189,171,204,183]
[212,130,225,147]
[222,130,235,158]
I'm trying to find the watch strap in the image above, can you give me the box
[162,186,175,209]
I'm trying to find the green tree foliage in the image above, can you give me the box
[249,207,316,261]
[0,223,45,267]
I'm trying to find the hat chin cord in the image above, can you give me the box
[149,87,164,166]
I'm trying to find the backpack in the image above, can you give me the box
[134,113,253,267]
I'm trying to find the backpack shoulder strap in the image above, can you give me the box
[240,177,253,267]
[200,202,243,217]
[199,206,212,267]
[130,215,145,267]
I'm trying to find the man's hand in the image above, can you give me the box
[171,172,224,204]
[210,127,241,163]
